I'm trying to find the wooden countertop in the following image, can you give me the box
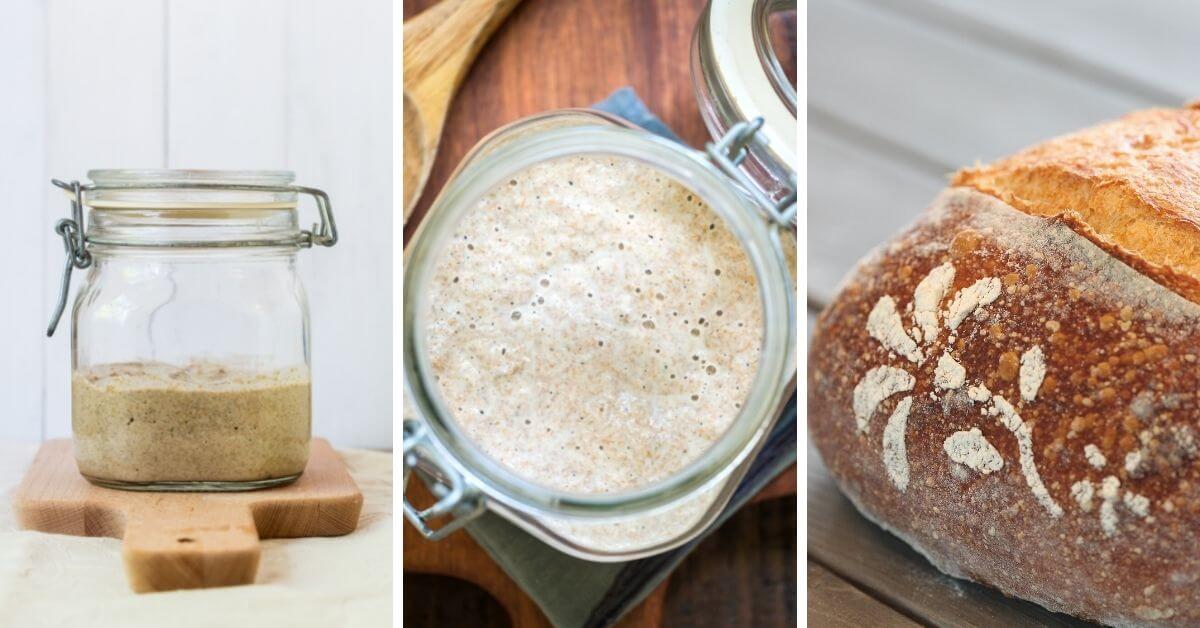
[403,0,796,238]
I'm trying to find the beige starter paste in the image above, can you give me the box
[425,155,765,498]
[73,361,311,485]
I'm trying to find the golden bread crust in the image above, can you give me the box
[953,104,1200,304]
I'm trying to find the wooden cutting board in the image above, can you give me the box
[12,438,362,593]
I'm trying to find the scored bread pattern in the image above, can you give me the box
[854,261,1157,533]
[851,262,1054,515]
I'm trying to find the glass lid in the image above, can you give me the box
[45,169,337,336]
[693,0,797,203]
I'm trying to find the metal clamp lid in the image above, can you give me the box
[403,419,485,540]
[45,178,338,337]
[708,118,797,374]
[706,117,797,229]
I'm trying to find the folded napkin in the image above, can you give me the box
[461,87,798,628]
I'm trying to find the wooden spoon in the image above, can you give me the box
[403,0,523,223]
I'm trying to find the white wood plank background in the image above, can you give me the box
[4,0,392,449]
[808,0,1196,306]
[0,0,49,444]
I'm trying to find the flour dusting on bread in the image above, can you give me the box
[1084,443,1107,469]
[989,395,1063,518]
[943,428,1003,474]
[882,396,913,491]
[1071,479,1095,512]
[912,262,955,343]
[852,366,914,433]
[966,384,991,403]
[1098,475,1122,536]
[866,296,922,363]
[1019,345,1046,401]
[1125,450,1144,475]
[933,352,966,390]
[1124,491,1151,519]
[944,277,1001,330]
[852,257,1069,518]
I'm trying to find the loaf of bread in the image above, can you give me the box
[809,104,1200,626]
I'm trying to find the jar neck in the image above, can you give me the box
[86,206,302,247]
[87,246,300,262]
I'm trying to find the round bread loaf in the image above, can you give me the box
[809,104,1200,626]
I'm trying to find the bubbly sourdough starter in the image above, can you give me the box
[72,362,311,485]
[426,155,764,501]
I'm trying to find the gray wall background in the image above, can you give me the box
[809,0,1199,308]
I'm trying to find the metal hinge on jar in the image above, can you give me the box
[707,119,797,364]
[705,117,797,229]
[45,178,339,337]
[403,419,485,540]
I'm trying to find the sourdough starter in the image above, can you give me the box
[425,155,764,497]
[73,362,311,484]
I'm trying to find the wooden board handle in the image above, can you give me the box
[122,502,260,593]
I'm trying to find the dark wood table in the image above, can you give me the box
[404,0,796,237]
[402,0,797,626]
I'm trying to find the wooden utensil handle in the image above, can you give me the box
[121,502,261,593]
[403,0,523,97]
[404,0,523,60]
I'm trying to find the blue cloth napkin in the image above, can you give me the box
[593,87,684,143]
[463,88,798,628]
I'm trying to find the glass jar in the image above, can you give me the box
[693,0,797,205]
[403,0,797,563]
[47,170,338,491]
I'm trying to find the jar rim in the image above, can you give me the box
[403,112,795,521]
[87,169,295,186]
[52,170,337,249]
[82,169,300,211]
[752,0,797,114]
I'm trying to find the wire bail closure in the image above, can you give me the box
[46,180,92,337]
[704,117,797,229]
[45,178,339,337]
[403,420,485,540]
